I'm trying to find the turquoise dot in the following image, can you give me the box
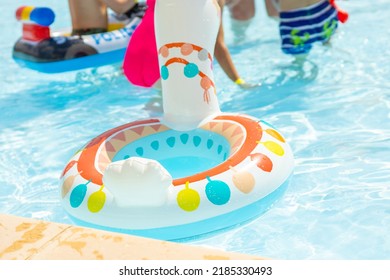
[217,145,223,154]
[184,63,199,78]
[193,136,201,147]
[207,139,214,149]
[205,179,231,205]
[123,155,130,160]
[180,133,189,144]
[161,66,169,80]
[166,137,176,148]
[135,147,144,156]
[70,184,87,208]
[151,140,159,151]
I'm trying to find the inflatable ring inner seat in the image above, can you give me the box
[81,115,258,186]
[112,123,231,179]
[61,114,293,240]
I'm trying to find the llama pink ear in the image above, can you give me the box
[123,0,160,87]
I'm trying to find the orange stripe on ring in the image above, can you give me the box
[172,115,262,186]
[76,115,262,187]
[77,119,160,185]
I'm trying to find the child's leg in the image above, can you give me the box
[265,0,279,19]
[69,0,108,35]
[228,0,255,43]
[230,18,252,44]
[228,0,255,21]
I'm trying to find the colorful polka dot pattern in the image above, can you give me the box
[62,118,287,213]
[175,123,287,212]
[158,42,216,104]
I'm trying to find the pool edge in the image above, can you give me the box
[0,213,265,260]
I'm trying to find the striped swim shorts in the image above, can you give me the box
[279,0,338,55]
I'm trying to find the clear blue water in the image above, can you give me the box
[1,0,389,259]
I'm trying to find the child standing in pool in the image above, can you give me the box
[265,0,348,56]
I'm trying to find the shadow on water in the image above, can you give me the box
[271,58,319,86]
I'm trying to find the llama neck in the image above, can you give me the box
[155,0,222,131]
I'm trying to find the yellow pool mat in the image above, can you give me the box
[0,214,262,260]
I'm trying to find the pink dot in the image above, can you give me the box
[201,77,212,90]
[181,44,194,56]
[159,46,169,58]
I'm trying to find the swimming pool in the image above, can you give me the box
[1,0,389,259]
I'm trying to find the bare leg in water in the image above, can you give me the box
[69,0,137,35]
[226,0,256,43]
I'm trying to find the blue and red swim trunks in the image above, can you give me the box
[279,0,339,55]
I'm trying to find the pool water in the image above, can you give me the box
[1,0,389,259]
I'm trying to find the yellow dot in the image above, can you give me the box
[177,183,200,212]
[87,188,106,213]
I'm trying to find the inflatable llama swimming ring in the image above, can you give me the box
[60,0,294,240]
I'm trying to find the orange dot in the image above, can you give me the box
[159,46,169,58]
[200,77,212,89]
[181,43,194,56]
